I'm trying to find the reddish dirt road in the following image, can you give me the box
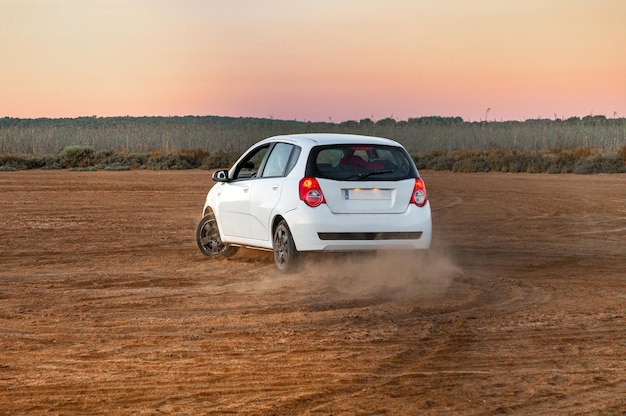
[0,170,625,414]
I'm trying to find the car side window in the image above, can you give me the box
[233,145,270,180]
[261,143,298,178]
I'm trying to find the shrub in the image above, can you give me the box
[173,149,210,168]
[200,149,239,169]
[59,146,95,168]
[525,154,550,173]
[430,155,456,171]
[42,155,61,170]
[453,156,490,173]
[103,163,131,171]
[487,151,518,172]
[412,151,456,171]
[412,153,434,170]
[597,152,623,173]
[507,160,523,173]
[0,154,46,170]
[167,154,194,170]
[619,146,626,163]
[1,145,623,174]
[95,151,145,170]
[145,153,170,170]
[145,151,198,170]
[572,159,598,174]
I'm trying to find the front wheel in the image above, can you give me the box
[273,220,301,273]
[196,214,238,257]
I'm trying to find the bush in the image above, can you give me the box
[96,151,145,170]
[597,152,623,173]
[145,153,170,170]
[145,151,200,170]
[0,154,47,170]
[572,160,598,174]
[42,155,61,170]
[1,145,623,174]
[486,151,519,172]
[103,163,131,171]
[453,156,490,173]
[619,146,626,163]
[59,146,95,168]
[200,149,239,169]
[410,148,625,174]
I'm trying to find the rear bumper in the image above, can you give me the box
[318,231,422,240]
[283,202,432,251]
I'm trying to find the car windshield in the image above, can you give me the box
[306,144,418,180]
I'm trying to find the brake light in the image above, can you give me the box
[410,178,428,207]
[299,177,325,207]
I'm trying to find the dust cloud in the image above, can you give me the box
[312,249,461,298]
[249,248,462,300]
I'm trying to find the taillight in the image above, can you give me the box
[299,177,325,207]
[410,178,428,207]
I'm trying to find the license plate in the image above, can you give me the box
[344,188,391,200]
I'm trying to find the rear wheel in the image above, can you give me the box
[273,220,301,273]
[196,213,238,257]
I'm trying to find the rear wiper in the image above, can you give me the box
[348,169,394,180]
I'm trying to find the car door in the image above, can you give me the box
[217,144,270,238]
[249,142,299,241]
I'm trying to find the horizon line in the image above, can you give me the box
[1,113,623,124]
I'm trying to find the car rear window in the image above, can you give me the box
[306,144,418,180]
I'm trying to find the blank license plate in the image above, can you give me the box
[344,189,391,200]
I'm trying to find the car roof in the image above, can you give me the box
[264,133,401,147]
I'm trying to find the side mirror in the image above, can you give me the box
[212,169,230,182]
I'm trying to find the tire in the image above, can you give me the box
[196,213,238,257]
[273,220,301,273]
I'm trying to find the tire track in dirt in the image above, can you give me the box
[1,170,625,414]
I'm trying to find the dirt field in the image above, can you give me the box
[0,170,624,415]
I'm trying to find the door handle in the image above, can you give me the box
[272,184,279,191]
[242,186,249,192]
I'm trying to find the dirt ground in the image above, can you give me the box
[0,169,624,415]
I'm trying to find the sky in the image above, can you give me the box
[1,0,625,122]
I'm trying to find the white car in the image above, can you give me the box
[196,133,432,273]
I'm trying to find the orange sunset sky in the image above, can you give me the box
[1,0,625,122]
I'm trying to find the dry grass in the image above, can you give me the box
[1,116,625,174]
